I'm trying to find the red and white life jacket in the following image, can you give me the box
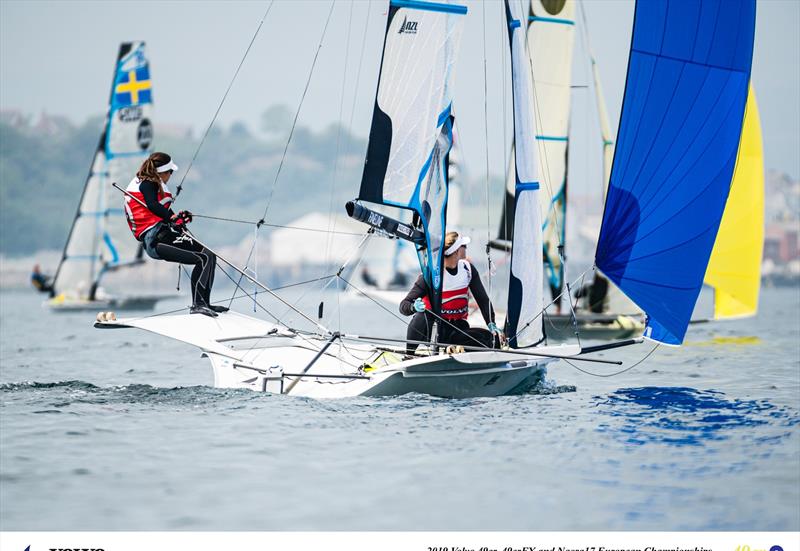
[423,259,472,321]
[124,177,173,240]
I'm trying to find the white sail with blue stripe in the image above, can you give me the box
[594,0,757,345]
[350,0,466,314]
[52,42,154,303]
[504,0,545,348]
[529,0,575,304]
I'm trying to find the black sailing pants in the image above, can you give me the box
[152,229,217,307]
[405,312,497,354]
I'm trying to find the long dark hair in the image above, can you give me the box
[136,152,172,192]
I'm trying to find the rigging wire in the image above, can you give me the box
[562,343,660,377]
[506,266,594,345]
[173,1,275,199]
[190,214,364,235]
[322,0,355,337]
[259,0,337,225]
[481,0,494,304]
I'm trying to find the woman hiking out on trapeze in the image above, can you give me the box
[124,152,226,318]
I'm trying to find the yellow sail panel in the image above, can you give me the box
[704,86,764,319]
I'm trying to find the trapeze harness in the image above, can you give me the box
[124,177,217,309]
[422,259,471,322]
[401,260,497,352]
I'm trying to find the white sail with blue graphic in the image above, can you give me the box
[594,0,757,345]
[52,42,154,303]
[349,0,466,313]
[504,0,545,348]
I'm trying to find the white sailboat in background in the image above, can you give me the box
[47,42,169,312]
[95,0,757,397]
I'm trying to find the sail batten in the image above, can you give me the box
[595,0,756,345]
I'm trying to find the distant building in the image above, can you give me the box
[764,223,800,264]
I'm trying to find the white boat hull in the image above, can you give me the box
[95,311,580,399]
[46,294,172,312]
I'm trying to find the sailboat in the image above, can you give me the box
[47,42,169,312]
[95,0,756,397]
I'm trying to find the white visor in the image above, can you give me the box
[445,235,471,256]
[156,160,178,173]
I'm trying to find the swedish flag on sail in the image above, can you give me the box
[114,67,152,106]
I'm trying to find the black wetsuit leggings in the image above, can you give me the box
[406,312,497,354]
[154,233,217,307]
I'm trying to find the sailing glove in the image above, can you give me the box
[413,298,426,313]
[488,322,501,335]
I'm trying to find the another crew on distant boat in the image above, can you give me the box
[399,231,504,353]
[124,152,225,318]
[30,264,55,297]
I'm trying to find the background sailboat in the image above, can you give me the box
[703,85,764,320]
[47,42,169,312]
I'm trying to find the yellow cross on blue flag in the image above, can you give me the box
[114,67,152,106]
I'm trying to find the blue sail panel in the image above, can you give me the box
[595,0,756,345]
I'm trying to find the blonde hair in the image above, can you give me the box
[136,152,172,192]
[444,231,459,256]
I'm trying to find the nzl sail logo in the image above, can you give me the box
[398,16,418,34]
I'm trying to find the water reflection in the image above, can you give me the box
[594,387,799,446]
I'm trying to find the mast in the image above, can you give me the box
[594,0,757,345]
[347,0,466,315]
[503,0,545,348]
[52,42,153,301]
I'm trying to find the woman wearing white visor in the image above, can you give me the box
[124,152,224,318]
[399,231,504,353]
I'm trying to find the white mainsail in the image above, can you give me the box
[528,0,575,301]
[52,42,154,301]
[504,0,544,348]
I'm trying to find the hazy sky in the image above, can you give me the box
[2,0,798,185]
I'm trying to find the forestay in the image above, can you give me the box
[53,42,154,300]
[704,86,764,320]
[355,0,465,313]
[595,0,757,345]
[504,0,544,349]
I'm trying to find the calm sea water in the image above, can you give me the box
[1,286,798,531]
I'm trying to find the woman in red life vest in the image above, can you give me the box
[125,152,225,318]
[399,231,504,353]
